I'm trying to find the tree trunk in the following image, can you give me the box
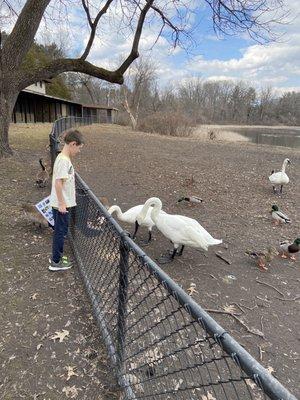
[122,97,138,130]
[0,86,17,157]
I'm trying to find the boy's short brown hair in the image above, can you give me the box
[64,130,84,145]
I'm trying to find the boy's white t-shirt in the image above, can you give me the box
[50,153,76,208]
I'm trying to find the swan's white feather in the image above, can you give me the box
[268,158,290,186]
[138,197,222,251]
[269,171,289,185]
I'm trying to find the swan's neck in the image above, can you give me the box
[281,160,288,172]
[39,159,46,171]
[150,201,162,223]
[140,198,162,223]
[108,206,123,219]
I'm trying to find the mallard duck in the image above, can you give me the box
[245,247,278,271]
[136,197,222,264]
[269,158,291,194]
[177,196,203,204]
[279,238,300,260]
[271,205,291,225]
[36,158,50,188]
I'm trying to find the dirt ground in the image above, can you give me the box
[76,124,300,398]
[0,124,120,400]
[0,123,299,399]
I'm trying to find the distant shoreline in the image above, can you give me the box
[192,124,300,145]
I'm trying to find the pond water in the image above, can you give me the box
[238,128,300,149]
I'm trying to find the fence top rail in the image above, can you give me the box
[50,116,101,138]
[75,172,297,400]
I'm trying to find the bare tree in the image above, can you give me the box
[122,57,157,129]
[0,0,287,156]
[258,86,274,121]
[0,0,178,156]
[276,92,300,125]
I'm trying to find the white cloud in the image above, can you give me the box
[2,1,299,92]
[184,31,300,91]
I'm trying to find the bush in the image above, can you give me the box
[116,110,131,126]
[138,111,193,137]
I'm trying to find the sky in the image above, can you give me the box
[1,0,299,93]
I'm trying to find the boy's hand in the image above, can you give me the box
[58,203,68,213]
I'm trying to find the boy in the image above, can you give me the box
[49,129,84,271]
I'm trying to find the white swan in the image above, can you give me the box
[269,158,291,194]
[108,204,161,244]
[136,197,222,264]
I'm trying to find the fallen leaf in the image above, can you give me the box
[62,385,79,398]
[201,392,216,400]
[187,283,198,296]
[30,293,38,300]
[66,366,79,381]
[36,343,43,351]
[174,378,183,391]
[51,330,69,343]
[33,393,46,400]
[223,304,237,313]
[266,366,275,374]
[245,379,257,390]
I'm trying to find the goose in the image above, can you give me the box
[269,158,291,194]
[271,205,291,225]
[108,204,165,244]
[36,158,50,188]
[136,197,222,264]
[279,238,300,260]
[22,203,49,228]
[177,196,203,204]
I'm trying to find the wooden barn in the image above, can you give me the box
[82,104,118,123]
[12,81,118,124]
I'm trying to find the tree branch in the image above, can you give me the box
[17,58,123,91]
[81,0,93,28]
[2,0,51,69]
[116,0,155,75]
[80,0,114,60]
[2,0,19,17]
[150,4,182,47]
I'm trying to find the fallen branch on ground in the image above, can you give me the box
[258,345,264,361]
[256,295,271,304]
[260,315,264,334]
[215,252,232,265]
[237,301,258,311]
[232,303,245,314]
[275,295,300,302]
[204,308,265,338]
[256,279,285,297]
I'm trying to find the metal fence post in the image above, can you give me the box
[116,236,130,377]
[49,134,56,170]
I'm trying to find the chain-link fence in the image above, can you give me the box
[49,118,297,400]
[49,116,100,166]
[68,175,296,400]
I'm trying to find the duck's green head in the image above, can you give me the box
[271,205,279,211]
[294,238,300,245]
[177,196,187,203]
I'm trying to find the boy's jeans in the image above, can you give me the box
[52,208,70,263]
